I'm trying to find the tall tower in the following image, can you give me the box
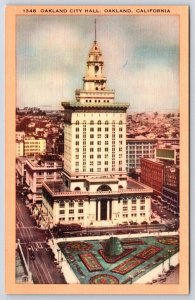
[42,22,152,227]
[61,22,129,192]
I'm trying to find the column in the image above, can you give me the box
[107,201,110,220]
[65,201,69,221]
[74,201,78,222]
[98,200,101,221]
[119,200,123,222]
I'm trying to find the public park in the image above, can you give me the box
[54,234,179,284]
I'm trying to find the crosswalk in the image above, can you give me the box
[20,242,45,251]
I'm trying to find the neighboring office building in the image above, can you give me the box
[25,155,63,203]
[16,156,27,185]
[42,35,153,228]
[162,165,179,216]
[24,137,46,156]
[126,137,156,174]
[16,141,24,157]
[140,158,164,195]
[16,131,25,141]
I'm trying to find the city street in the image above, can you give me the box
[151,198,179,229]
[16,197,66,284]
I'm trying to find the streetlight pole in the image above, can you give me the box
[162,255,166,273]
[168,249,174,269]
[57,248,60,264]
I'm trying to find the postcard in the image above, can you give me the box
[5,5,189,294]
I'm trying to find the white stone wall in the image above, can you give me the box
[69,112,126,175]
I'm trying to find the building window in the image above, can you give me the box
[131,213,137,217]
[90,155,94,159]
[97,128,101,132]
[105,141,108,145]
[141,199,145,204]
[75,148,79,153]
[90,134,94,138]
[105,148,108,152]
[90,148,94,152]
[90,141,94,145]
[90,128,94,132]
[76,128,79,132]
[97,141,101,145]
[119,127,123,131]
[97,154,101,159]
[76,134,79,139]
[97,168,101,172]
[123,200,128,205]
[123,207,128,212]
[105,134,109,138]
[59,203,64,208]
[97,161,101,165]
[132,206,136,211]
[105,161,108,165]
[90,161,93,166]
[140,206,145,210]
[105,154,108,158]
[122,214,128,218]
[105,128,109,132]
[97,134,101,138]
[78,209,83,214]
[90,120,94,125]
[98,120,101,125]
[59,210,65,214]
[69,209,74,214]
[78,201,83,207]
[90,168,94,172]
[69,202,74,207]
[105,168,108,171]
[97,148,101,152]
[75,141,79,146]
[69,217,74,221]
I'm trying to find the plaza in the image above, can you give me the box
[49,233,179,284]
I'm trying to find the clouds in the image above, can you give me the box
[16,15,179,111]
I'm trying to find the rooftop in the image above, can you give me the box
[43,177,153,198]
[61,101,129,109]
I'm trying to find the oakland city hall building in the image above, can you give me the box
[42,36,153,228]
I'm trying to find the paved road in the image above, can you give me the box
[16,198,66,284]
[151,198,179,228]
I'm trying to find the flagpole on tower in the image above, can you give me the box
[94,18,97,42]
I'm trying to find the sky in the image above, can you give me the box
[16,15,179,112]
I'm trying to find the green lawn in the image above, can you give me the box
[58,236,179,284]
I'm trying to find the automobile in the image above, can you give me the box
[28,249,35,260]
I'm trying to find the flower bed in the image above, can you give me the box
[122,239,145,246]
[157,236,179,246]
[135,245,161,260]
[112,257,143,275]
[65,241,93,251]
[89,274,119,284]
[98,248,135,263]
[79,253,103,272]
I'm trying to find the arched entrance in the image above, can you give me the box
[97,184,112,192]
[96,199,112,221]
